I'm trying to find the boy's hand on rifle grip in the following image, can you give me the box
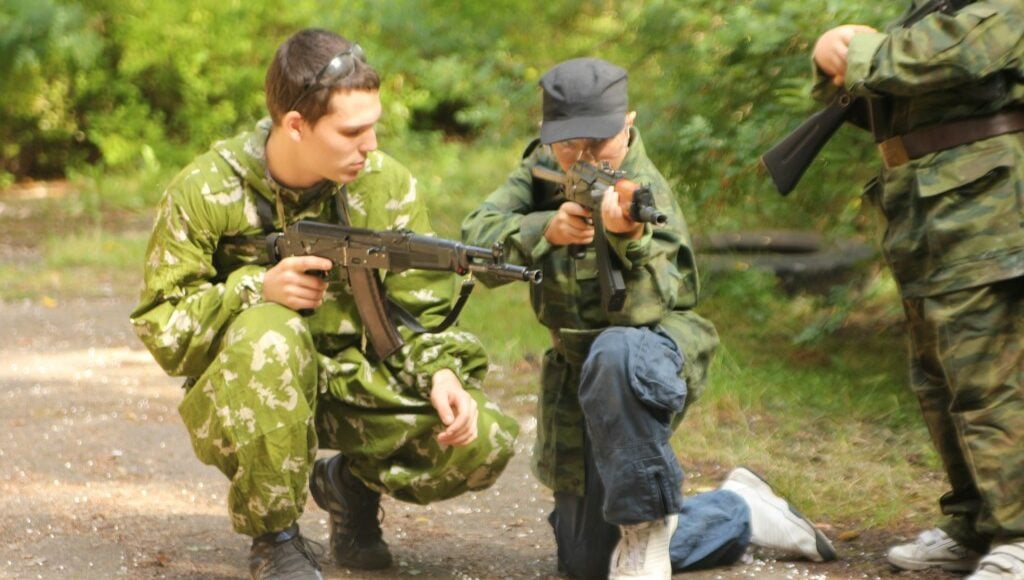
[544,201,595,246]
[813,24,877,86]
[262,255,332,311]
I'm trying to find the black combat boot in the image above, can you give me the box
[309,454,393,569]
[248,523,324,580]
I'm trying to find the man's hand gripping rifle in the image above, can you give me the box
[531,160,667,313]
[268,220,541,360]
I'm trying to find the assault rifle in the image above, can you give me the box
[531,160,667,313]
[761,0,969,195]
[268,220,541,360]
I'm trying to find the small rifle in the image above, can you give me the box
[760,0,969,195]
[268,220,541,360]
[531,160,667,313]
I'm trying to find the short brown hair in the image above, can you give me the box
[265,28,380,125]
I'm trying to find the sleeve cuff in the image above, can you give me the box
[225,265,266,311]
[606,224,653,270]
[845,32,888,95]
[402,329,489,397]
[519,210,558,261]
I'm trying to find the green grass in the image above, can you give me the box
[676,269,941,532]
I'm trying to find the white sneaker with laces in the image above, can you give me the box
[609,514,679,580]
[967,542,1024,580]
[887,527,982,572]
[720,467,837,562]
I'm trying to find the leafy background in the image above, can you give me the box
[2,0,903,232]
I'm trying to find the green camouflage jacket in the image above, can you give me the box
[131,119,488,395]
[814,0,1024,296]
[461,129,718,492]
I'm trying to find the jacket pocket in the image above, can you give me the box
[915,142,1024,272]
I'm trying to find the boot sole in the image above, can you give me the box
[727,467,838,562]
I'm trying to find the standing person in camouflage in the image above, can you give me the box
[130,28,519,580]
[461,57,837,579]
[811,2,1024,578]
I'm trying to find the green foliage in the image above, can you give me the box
[3,0,902,237]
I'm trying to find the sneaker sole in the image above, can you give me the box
[727,467,838,562]
[887,551,980,572]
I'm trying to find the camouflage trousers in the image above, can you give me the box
[178,303,519,537]
[903,276,1024,549]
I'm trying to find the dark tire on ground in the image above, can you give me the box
[695,230,877,294]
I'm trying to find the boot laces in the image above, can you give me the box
[273,534,324,574]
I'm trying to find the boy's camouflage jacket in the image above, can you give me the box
[461,129,719,492]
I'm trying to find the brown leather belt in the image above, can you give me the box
[878,108,1024,169]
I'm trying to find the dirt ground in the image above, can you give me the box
[0,296,967,580]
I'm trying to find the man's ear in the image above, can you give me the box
[281,111,305,141]
[625,111,637,129]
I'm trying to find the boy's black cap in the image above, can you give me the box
[539,58,628,145]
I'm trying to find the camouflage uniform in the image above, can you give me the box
[814,0,1024,548]
[461,129,718,494]
[131,119,519,538]
[462,130,744,577]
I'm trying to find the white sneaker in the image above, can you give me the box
[887,528,982,572]
[609,514,678,579]
[720,467,837,562]
[967,542,1024,579]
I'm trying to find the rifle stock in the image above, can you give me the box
[761,91,854,196]
[760,0,966,195]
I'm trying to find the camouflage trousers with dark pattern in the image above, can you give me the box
[903,276,1024,550]
[177,303,519,537]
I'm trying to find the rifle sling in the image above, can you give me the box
[386,278,477,334]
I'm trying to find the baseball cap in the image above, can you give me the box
[539,58,628,145]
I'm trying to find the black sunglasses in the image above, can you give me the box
[287,43,368,113]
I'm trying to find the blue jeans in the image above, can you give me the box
[549,327,751,578]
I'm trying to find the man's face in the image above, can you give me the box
[549,123,630,174]
[300,89,381,184]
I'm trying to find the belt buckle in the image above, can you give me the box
[878,137,910,169]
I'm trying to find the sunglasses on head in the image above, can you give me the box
[287,43,367,113]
